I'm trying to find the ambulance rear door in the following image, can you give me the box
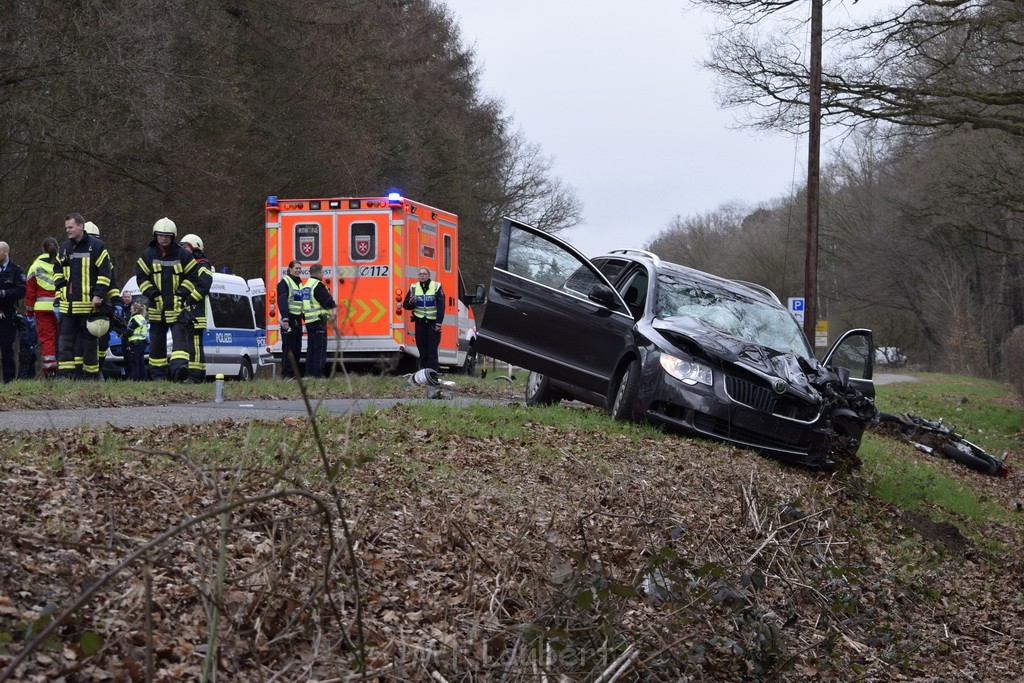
[331,206,395,354]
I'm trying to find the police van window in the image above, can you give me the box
[210,293,256,330]
[444,234,452,273]
[252,294,266,329]
[350,222,376,262]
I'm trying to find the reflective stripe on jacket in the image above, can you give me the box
[302,278,327,323]
[26,254,57,312]
[53,235,113,315]
[284,275,304,315]
[135,239,212,323]
[411,281,441,321]
[128,314,149,342]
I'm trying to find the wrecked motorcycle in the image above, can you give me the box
[874,412,1010,476]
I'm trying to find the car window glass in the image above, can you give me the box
[830,333,870,379]
[595,259,629,284]
[655,272,812,359]
[252,294,266,329]
[620,271,649,321]
[507,225,605,298]
[210,292,256,330]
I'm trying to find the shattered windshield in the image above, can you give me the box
[655,272,813,359]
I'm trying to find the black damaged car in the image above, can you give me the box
[473,218,878,470]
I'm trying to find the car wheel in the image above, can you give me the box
[526,371,561,406]
[238,358,254,382]
[611,359,642,422]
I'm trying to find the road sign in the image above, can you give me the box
[788,297,805,325]
[814,319,829,348]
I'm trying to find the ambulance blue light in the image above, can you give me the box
[267,196,278,206]
[387,192,402,202]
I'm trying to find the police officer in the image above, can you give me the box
[0,241,27,383]
[135,218,211,382]
[25,237,60,377]
[276,260,304,378]
[301,263,336,378]
[403,266,445,372]
[179,234,212,383]
[52,214,114,380]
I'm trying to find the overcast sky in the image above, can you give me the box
[442,0,813,256]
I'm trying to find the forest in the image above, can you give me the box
[2,0,1021,378]
[649,0,1024,377]
[0,0,580,290]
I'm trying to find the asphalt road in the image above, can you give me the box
[0,395,497,431]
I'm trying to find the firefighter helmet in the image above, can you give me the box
[84,221,100,236]
[180,233,204,251]
[86,315,110,338]
[153,217,177,237]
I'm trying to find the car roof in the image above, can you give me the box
[596,250,784,307]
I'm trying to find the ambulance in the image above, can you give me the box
[264,193,483,374]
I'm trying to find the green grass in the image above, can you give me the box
[864,373,1021,538]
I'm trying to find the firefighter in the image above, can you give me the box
[179,234,212,382]
[52,213,113,380]
[25,237,60,377]
[301,263,336,378]
[276,260,304,378]
[135,218,211,382]
[83,221,122,377]
[403,266,445,372]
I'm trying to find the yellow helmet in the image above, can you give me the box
[84,221,100,236]
[153,217,177,237]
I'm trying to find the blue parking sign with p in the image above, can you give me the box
[789,297,804,312]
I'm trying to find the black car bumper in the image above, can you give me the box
[637,356,836,468]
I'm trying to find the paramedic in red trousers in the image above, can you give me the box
[52,214,113,380]
[135,218,212,382]
[301,263,336,378]
[276,259,304,378]
[0,241,27,383]
[403,266,444,372]
[25,237,59,377]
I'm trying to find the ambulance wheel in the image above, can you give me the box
[238,358,254,382]
[461,351,478,376]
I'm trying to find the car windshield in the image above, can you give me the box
[655,272,812,359]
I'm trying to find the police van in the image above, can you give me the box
[105,273,270,380]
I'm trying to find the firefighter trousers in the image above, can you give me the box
[148,319,192,381]
[57,314,100,380]
[35,311,58,376]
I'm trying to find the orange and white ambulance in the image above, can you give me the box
[264,193,483,373]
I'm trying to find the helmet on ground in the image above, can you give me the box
[153,217,177,237]
[86,315,110,338]
[84,221,100,236]
[180,233,204,251]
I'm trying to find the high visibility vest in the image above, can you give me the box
[302,278,327,323]
[283,275,304,316]
[411,281,441,321]
[27,254,57,312]
[128,314,149,342]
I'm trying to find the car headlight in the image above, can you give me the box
[660,353,713,386]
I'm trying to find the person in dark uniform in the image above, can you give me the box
[179,234,213,383]
[276,260,304,378]
[301,263,336,378]
[403,267,445,372]
[0,241,27,383]
[52,214,114,380]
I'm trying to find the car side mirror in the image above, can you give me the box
[588,284,617,308]
[474,283,486,305]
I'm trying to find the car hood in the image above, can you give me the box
[652,316,825,404]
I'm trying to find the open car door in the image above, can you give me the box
[474,218,636,395]
[822,328,876,400]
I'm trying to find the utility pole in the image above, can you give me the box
[804,0,822,346]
